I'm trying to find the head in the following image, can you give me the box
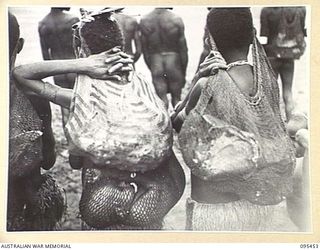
[79,12,124,55]
[8,12,24,69]
[155,7,173,10]
[206,8,253,57]
[51,7,71,12]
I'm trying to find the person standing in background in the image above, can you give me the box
[38,7,79,131]
[113,10,142,64]
[140,8,188,108]
[260,6,306,121]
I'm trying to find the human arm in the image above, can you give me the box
[13,48,133,109]
[177,18,188,77]
[38,22,51,60]
[172,78,207,132]
[133,22,142,63]
[197,46,210,71]
[300,7,307,36]
[287,111,308,158]
[197,29,211,69]
[171,51,227,132]
[139,21,152,69]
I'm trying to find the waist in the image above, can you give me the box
[149,50,179,55]
[191,174,240,204]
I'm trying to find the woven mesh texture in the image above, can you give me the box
[79,153,185,229]
[67,18,172,172]
[9,82,43,178]
[178,37,296,205]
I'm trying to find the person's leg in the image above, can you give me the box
[164,53,185,107]
[279,59,295,120]
[149,54,169,108]
[269,57,289,118]
[268,57,280,79]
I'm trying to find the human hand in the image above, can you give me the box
[85,47,134,80]
[287,112,308,137]
[197,51,227,78]
[291,128,308,158]
[295,128,309,150]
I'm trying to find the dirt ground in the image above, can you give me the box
[10,6,309,231]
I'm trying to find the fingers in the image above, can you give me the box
[207,50,223,58]
[105,55,134,64]
[108,63,124,74]
[118,51,131,58]
[105,55,122,64]
[106,58,133,74]
[105,46,122,54]
[198,62,227,76]
[202,51,226,67]
[107,62,133,74]
[295,128,309,149]
[104,47,131,58]
[202,56,226,66]
[102,74,122,81]
[120,66,133,72]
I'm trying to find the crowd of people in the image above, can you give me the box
[8,6,309,232]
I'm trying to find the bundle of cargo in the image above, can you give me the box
[66,9,185,229]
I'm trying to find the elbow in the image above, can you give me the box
[12,66,25,84]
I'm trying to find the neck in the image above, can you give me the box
[220,48,249,64]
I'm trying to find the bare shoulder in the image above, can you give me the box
[173,15,184,25]
[140,13,152,24]
[64,13,79,24]
[124,15,139,29]
[38,13,51,29]
[170,14,184,31]
[125,15,138,24]
[261,7,271,16]
[140,15,153,32]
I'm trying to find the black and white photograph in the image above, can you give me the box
[7,5,310,233]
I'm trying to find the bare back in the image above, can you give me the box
[140,9,183,54]
[140,9,187,107]
[38,11,79,60]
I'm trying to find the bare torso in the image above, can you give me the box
[140,9,182,54]
[113,13,138,56]
[140,9,187,107]
[38,10,79,60]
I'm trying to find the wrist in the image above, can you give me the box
[75,58,90,74]
[39,82,59,103]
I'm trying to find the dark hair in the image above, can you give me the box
[206,8,253,52]
[8,12,20,59]
[80,13,124,55]
[51,7,70,11]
